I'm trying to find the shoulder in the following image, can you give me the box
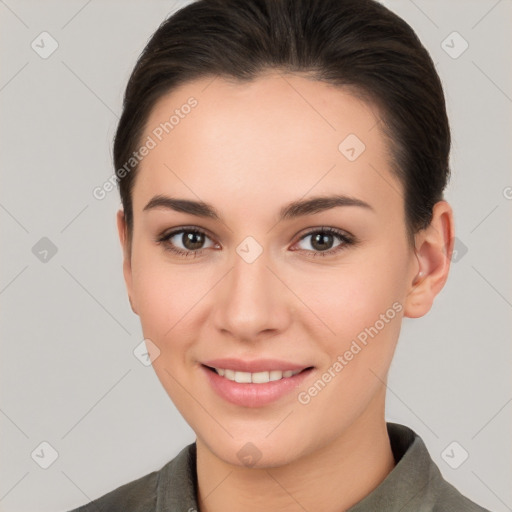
[65,443,196,512]
[428,462,492,512]
[66,468,159,512]
[385,423,493,512]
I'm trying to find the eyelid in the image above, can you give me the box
[290,226,354,253]
[155,226,219,256]
[294,225,354,241]
[158,225,216,242]
[156,225,355,257]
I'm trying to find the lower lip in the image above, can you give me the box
[201,365,314,408]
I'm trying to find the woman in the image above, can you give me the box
[68,0,492,510]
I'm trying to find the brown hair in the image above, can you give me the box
[113,0,450,249]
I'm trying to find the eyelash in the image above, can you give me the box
[155,226,355,259]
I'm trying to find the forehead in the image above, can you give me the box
[133,72,402,220]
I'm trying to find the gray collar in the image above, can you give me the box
[155,422,489,511]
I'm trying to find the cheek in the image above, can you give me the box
[291,259,405,426]
[290,240,409,405]
[130,245,199,344]
[297,253,407,342]
[131,259,202,403]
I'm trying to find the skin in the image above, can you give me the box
[116,72,454,512]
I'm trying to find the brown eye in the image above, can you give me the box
[309,232,336,251]
[293,227,354,257]
[180,231,206,250]
[157,228,217,257]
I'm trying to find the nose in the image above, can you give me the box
[211,247,292,342]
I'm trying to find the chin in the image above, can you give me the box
[199,425,319,470]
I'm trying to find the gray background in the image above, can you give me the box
[1,1,511,511]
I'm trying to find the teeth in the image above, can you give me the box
[214,368,302,383]
[234,371,252,383]
[252,371,269,383]
[269,370,283,381]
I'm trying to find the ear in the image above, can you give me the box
[403,200,455,318]
[116,209,138,316]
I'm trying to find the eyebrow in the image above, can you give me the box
[143,193,374,221]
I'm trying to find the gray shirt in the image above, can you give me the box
[67,422,491,511]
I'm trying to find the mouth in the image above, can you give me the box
[200,360,315,407]
[202,364,314,384]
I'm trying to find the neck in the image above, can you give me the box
[195,393,395,512]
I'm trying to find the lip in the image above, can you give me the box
[202,358,309,373]
[201,361,314,408]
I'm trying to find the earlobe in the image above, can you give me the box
[116,209,138,316]
[403,201,454,319]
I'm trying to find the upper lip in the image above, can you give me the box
[202,358,312,373]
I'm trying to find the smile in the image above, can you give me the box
[201,362,315,407]
[211,367,303,383]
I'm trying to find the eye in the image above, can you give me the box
[156,227,218,257]
[156,226,355,259]
[292,227,354,257]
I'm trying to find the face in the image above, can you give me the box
[118,73,423,467]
